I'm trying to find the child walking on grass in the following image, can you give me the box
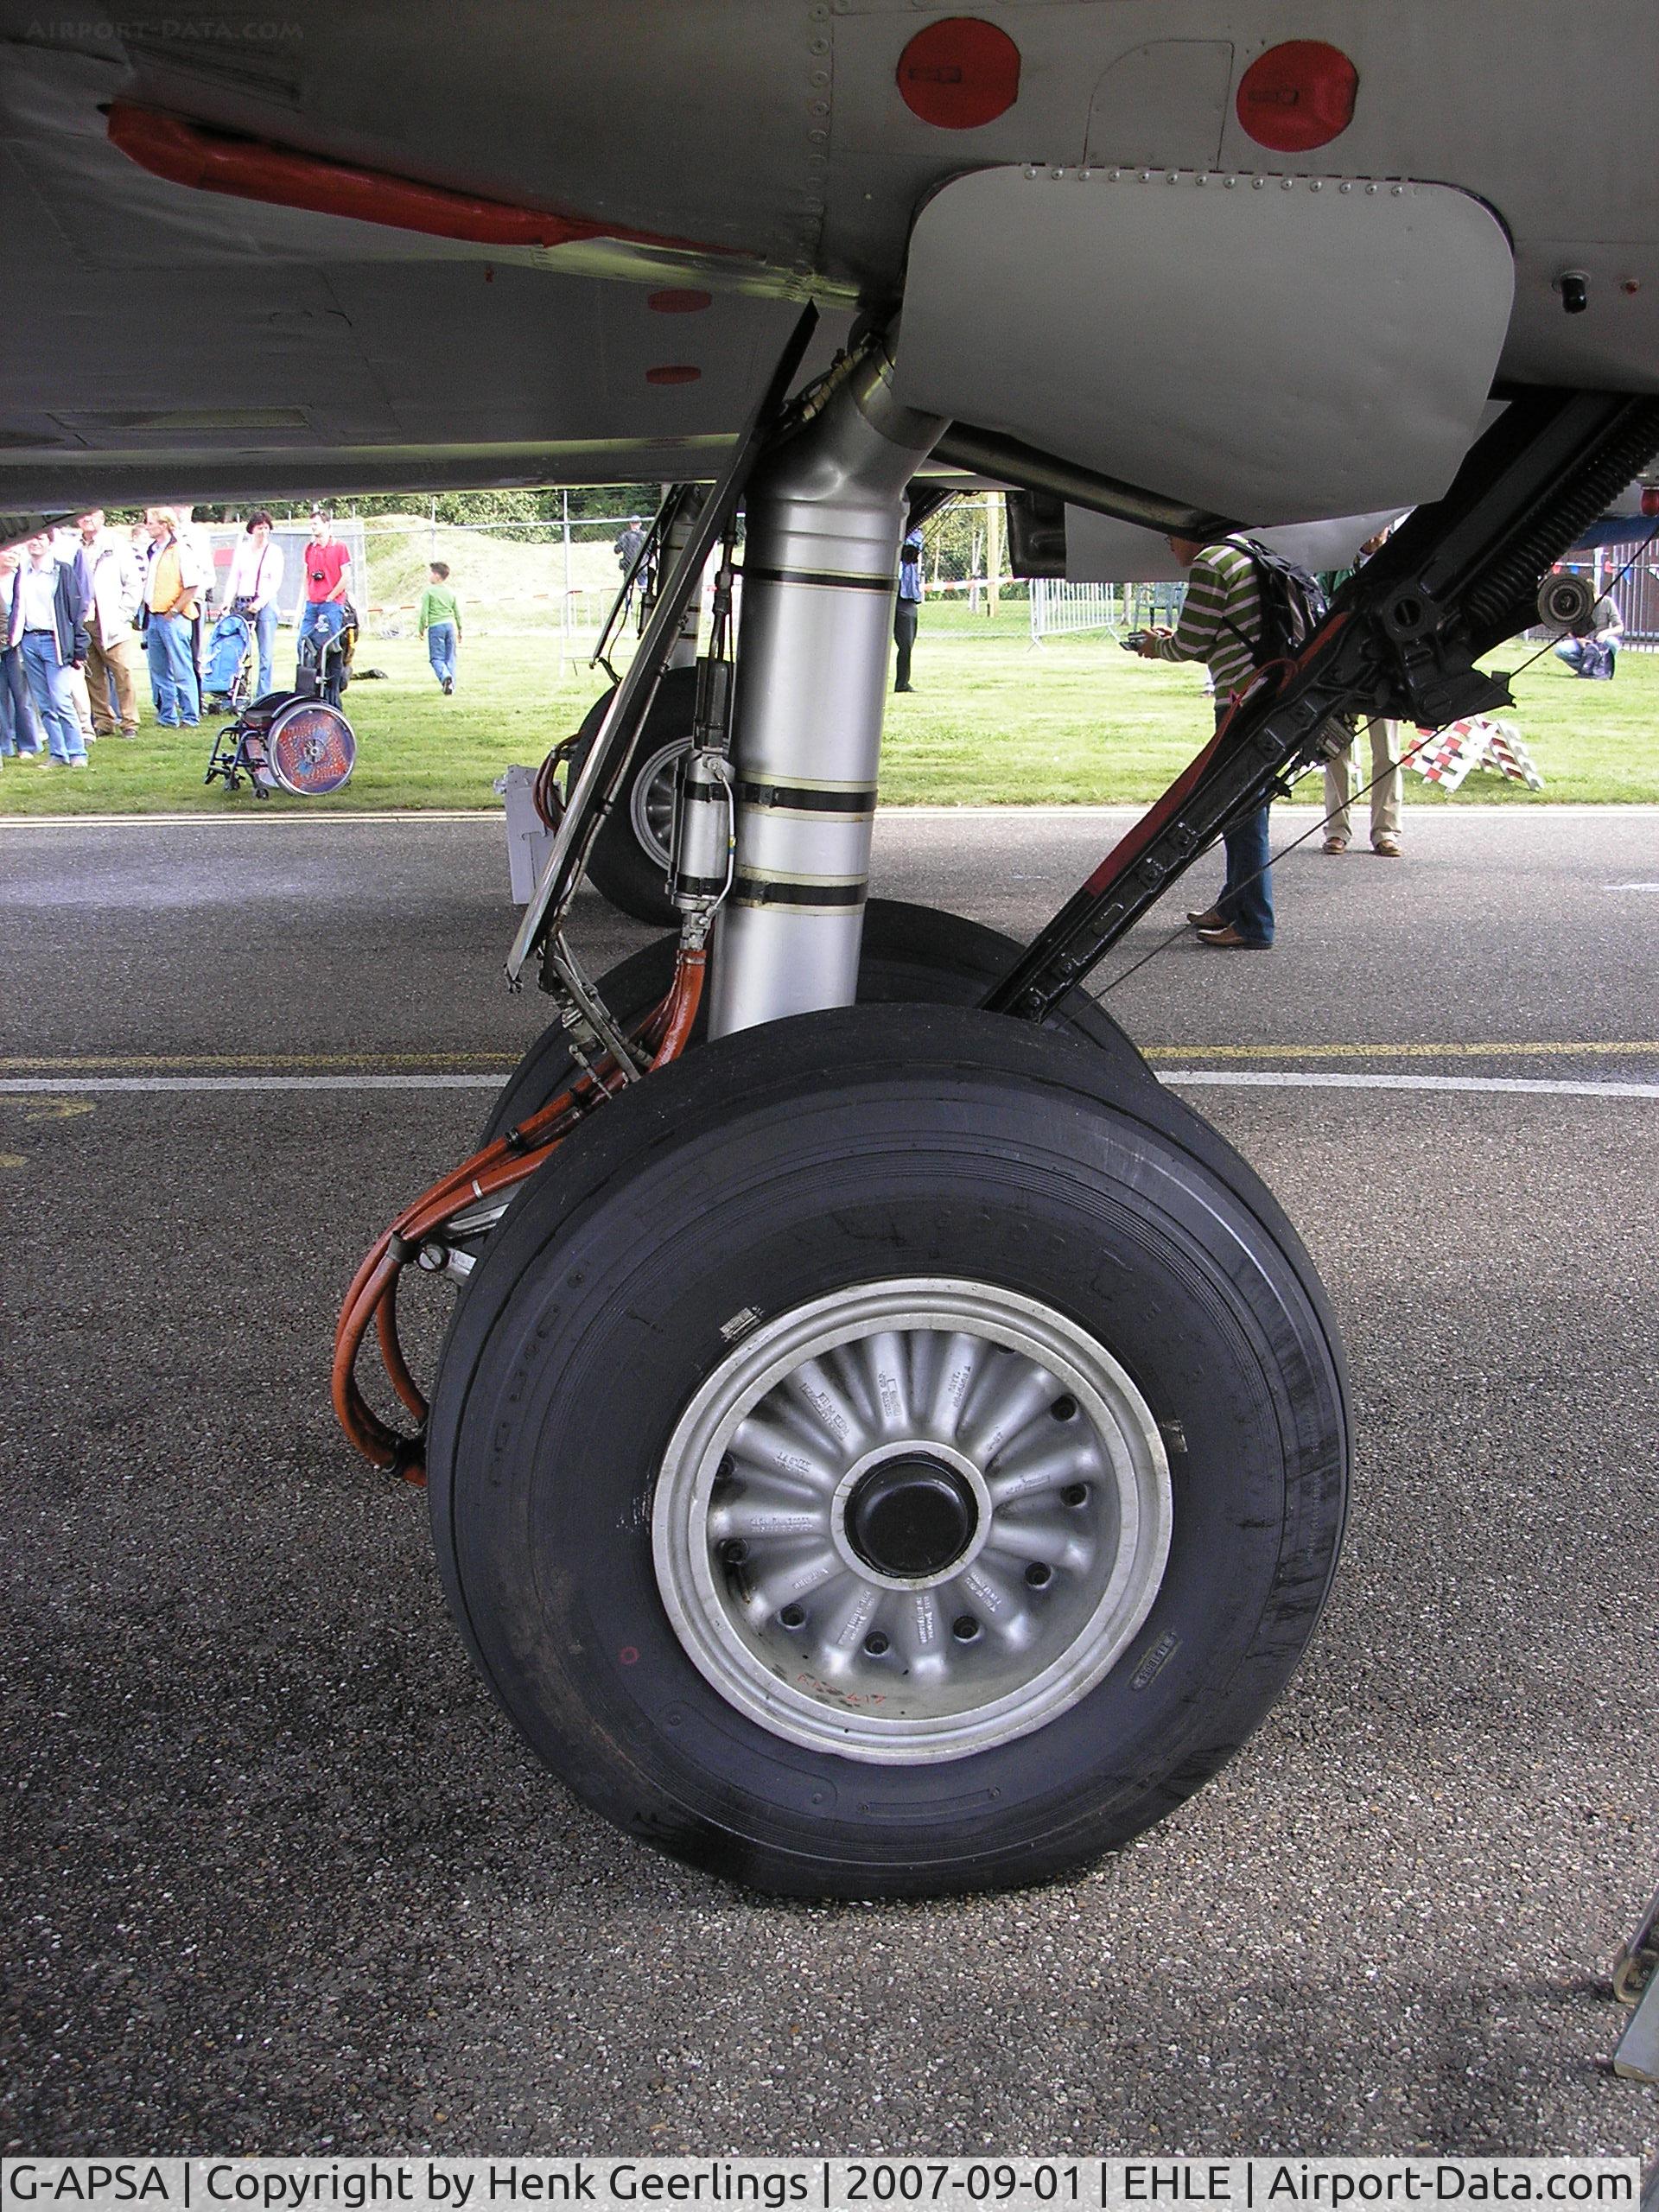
[418,562,462,694]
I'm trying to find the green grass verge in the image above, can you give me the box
[3,602,1654,816]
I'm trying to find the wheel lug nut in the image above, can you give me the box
[951,1614,980,1643]
[715,1452,737,1483]
[1062,1483,1089,1507]
[779,1603,806,1630]
[1024,1561,1052,1587]
[721,1539,749,1567]
[1050,1395,1078,1422]
[863,1630,890,1656]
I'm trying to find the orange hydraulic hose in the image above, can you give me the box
[377,1270,429,1426]
[650,944,706,1067]
[333,963,709,1478]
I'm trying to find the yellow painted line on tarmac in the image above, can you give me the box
[1142,1039,1659,1062]
[3,1042,1656,1077]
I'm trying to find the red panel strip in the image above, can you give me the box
[107,101,737,258]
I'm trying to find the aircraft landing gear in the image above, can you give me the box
[338,327,1658,1897]
[428,1005,1347,1897]
[555,668,694,929]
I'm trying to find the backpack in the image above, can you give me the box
[1220,537,1329,665]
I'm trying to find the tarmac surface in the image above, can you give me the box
[3,804,1656,2161]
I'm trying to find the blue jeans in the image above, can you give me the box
[1554,638,1615,679]
[297,600,346,677]
[1,644,45,754]
[426,621,458,687]
[20,632,87,761]
[146,613,200,725]
[254,604,279,697]
[1217,802,1274,947]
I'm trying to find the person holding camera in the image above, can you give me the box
[296,508,353,683]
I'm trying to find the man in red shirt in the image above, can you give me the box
[296,507,353,684]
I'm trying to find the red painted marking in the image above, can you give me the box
[645,365,702,385]
[1236,41,1358,154]
[649,289,713,314]
[897,18,1020,130]
[1642,486,1659,518]
[619,1646,639,1667]
[107,101,741,258]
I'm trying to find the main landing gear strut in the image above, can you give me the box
[334,321,1659,1897]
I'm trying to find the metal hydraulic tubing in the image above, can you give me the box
[664,487,706,672]
[708,348,944,1037]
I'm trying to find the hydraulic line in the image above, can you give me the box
[334,944,707,1478]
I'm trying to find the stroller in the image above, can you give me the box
[202,606,256,714]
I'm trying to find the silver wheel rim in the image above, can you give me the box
[630,736,690,870]
[652,1277,1173,1764]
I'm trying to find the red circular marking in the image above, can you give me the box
[645,365,702,385]
[619,1646,639,1666]
[1642,486,1659,518]
[1236,41,1357,154]
[897,18,1020,130]
[648,289,713,314]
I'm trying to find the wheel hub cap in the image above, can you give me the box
[843,1456,977,1579]
[652,1278,1173,1766]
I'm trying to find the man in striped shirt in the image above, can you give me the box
[1137,537,1274,950]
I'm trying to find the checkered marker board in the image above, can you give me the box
[1410,716,1544,792]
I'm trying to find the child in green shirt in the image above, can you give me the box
[418,562,461,694]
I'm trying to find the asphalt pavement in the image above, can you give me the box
[3,804,1656,2160]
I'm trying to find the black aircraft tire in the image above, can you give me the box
[479,895,1157,1146]
[429,1005,1349,1900]
[570,667,697,928]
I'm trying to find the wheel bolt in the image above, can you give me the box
[721,1539,749,1567]
[951,1614,980,1643]
[1062,1483,1089,1507]
[715,1453,737,1484]
[1024,1561,1052,1588]
[1051,1395,1078,1422]
[779,1603,806,1630]
[863,1630,890,1657]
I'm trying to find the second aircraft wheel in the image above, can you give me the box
[479,895,1157,1143]
[429,1004,1349,1899]
[567,666,696,929]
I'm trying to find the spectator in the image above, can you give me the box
[418,560,462,694]
[51,525,98,745]
[297,507,353,680]
[1320,533,1402,858]
[1137,536,1274,950]
[1555,590,1624,678]
[223,510,285,697]
[613,515,647,574]
[73,509,145,741]
[893,525,924,694]
[7,532,90,765]
[143,505,205,728]
[0,547,48,760]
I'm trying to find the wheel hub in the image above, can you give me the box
[652,1278,1173,1765]
[843,1456,978,1579]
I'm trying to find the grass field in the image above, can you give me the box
[3,599,1655,817]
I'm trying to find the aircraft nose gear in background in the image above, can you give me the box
[334,310,1659,1894]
